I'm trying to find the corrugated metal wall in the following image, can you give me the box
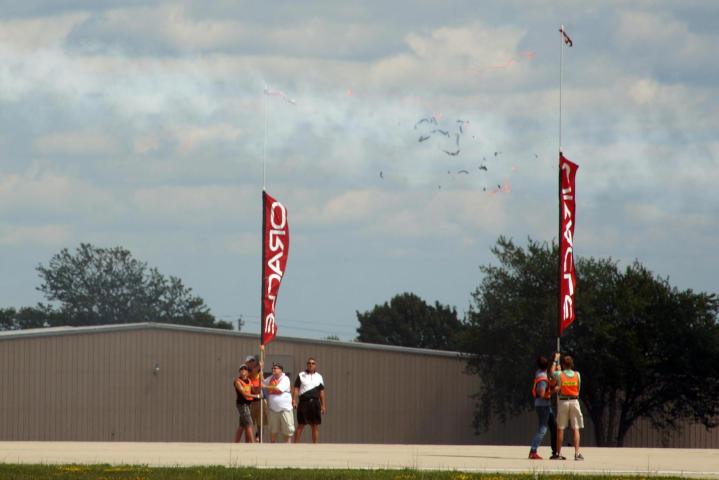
[0,325,478,443]
[1,324,717,446]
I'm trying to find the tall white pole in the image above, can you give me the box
[559,25,564,155]
[260,346,265,443]
[557,25,565,356]
[263,88,268,192]
[555,27,566,457]
[260,87,269,443]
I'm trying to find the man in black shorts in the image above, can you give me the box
[292,357,326,443]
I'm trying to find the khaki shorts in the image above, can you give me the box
[268,409,296,437]
[557,399,584,429]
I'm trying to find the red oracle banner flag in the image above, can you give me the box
[559,153,578,335]
[261,190,289,345]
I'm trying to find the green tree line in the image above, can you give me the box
[1,243,234,331]
[355,236,719,446]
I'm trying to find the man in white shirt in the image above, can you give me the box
[264,362,295,443]
[292,357,326,443]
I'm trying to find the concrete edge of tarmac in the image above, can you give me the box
[1,442,718,478]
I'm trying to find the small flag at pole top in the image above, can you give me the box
[559,26,573,47]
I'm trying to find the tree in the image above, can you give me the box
[356,292,464,350]
[461,236,719,446]
[30,243,232,330]
[0,306,58,331]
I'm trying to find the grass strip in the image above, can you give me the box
[0,465,688,480]
[0,464,692,480]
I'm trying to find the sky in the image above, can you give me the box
[1,1,717,341]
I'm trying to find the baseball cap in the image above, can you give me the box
[244,355,257,363]
[272,362,283,370]
[239,364,249,371]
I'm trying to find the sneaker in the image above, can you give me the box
[528,452,543,460]
[550,454,566,460]
[575,453,584,461]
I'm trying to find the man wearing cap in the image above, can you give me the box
[264,362,295,443]
[244,355,266,441]
[233,364,260,443]
[292,356,326,443]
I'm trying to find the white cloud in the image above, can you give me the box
[0,12,88,50]
[0,172,119,218]
[0,223,72,246]
[1,2,719,334]
[67,4,402,59]
[224,232,259,256]
[130,184,256,226]
[173,123,244,154]
[628,78,660,105]
[369,22,529,92]
[34,130,122,156]
[291,187,508,242]
[625,202,713,231]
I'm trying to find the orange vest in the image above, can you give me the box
[531,374,553,400]
[559,371,580,397]
[235,377,254,401]
[249,371,262,395]
[268,375,282,395]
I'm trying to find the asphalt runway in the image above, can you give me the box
[1,442,718,477]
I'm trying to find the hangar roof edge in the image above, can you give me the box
[0,322,465,358]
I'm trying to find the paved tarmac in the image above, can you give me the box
[1,442,718,477]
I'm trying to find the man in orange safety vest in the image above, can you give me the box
[553,354,584,461]
[528,355,560,459]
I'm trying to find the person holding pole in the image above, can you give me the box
[264,362,295,443]
[528,355,560,459]
[245,355,266,441]
[233,364,260,443]
[553,353,584,460]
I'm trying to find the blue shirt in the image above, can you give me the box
[534,369,551,407]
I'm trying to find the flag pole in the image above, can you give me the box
[554,26,566,458]
[263,86,268,191]
[260,189,269,443]
[259,86,269,443]
[259,344,265,443]
[559,25,564,158]
[557,25,565,355]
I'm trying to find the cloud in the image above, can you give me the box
[290,187,508,244]
[224,232,259,256]
[130,184,256,227]
[33,129,122,156]
[625,202,713,232]
[368,21,530,94]
[0,172,119,219]
[134,123,245,155]
[0,223,71,246]
[613,9,719,84]
[0,12,88,49]
[65,4,404,60]
[1,1,719,336]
